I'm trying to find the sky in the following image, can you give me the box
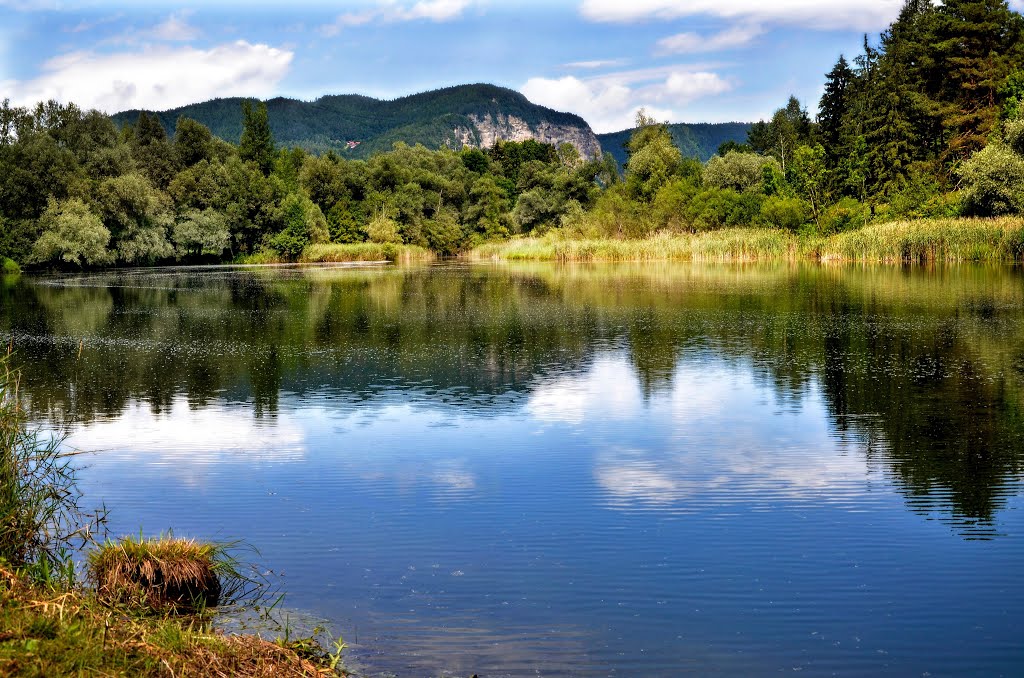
[2,0,1022,133]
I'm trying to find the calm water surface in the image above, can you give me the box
[2,262,1023,677]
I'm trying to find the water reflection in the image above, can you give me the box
[3,262,1024,675]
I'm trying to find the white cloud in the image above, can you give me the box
[1,41,293,113]
[580,0,906,31]
[657,23,764,54]
[563,59,627,69]
[521,67,731,133]
[148,11,201,42]
[321,0,476,36]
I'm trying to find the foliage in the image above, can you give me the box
[759,196,809,231]
[239,101,275,175]
[31,199,114,268]
[172,209,231,258]
[703,152,780,193]
[959,143,1024,216]
[270,193,329,259]
[0,566,345,676]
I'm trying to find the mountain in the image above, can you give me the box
[597,122,753,167]
[111,83,602,160]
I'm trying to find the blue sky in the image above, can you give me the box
[2,1,1021,133]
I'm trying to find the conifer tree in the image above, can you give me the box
[239,101,275,176]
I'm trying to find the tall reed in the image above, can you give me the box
[0,354,104,584]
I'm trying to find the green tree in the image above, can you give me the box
[171,208,230,258]
[703,152,781,193]
[96,173,174,264]
[173,117,215,167]
[31,198,113,267]
[466,176,512,239]
[624,109,682,201]
[270,192,329,258]
[239,101,275,176]
[819,55,854,167]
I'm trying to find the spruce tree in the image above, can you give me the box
[819,56,853,165]
[239,101,275,176]
[931,0,1023,161]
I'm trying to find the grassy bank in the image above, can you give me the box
[0,563,340,677]
[470,217,1024,264]
[237,243,434,265]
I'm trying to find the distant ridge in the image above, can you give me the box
[598,122,753,167]
[111,83,603,159]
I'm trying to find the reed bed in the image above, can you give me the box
[472,229,801,262]
[299,243,434,264]
[816,217,1024,263]
[470,218,1024,264]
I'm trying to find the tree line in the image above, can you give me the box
[2,0,1024,269]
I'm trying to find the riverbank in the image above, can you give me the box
[469,217,1024,263]
[0,564,340,677]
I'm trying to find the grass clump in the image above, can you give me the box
[299,242,434,263]
[86,535,251,613]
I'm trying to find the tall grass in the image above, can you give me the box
[0,354,104,584]
[816,217,1024,263]
[299,242,434,263]
[470,217,1024,264]
[471,229,801,262]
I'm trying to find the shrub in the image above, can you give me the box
[1,257,20,275]
[818,197,868,234]
[759,196,809,231]
[958,144,1024,217]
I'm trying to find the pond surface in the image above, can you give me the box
[3,262,1024,677]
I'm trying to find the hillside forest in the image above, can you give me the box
[2,0,1024,269]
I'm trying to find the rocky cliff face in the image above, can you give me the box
[454,113,603,159]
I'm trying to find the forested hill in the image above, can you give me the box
[598,122,752,166]
[111,84,603,159]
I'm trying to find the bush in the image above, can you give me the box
[818,197,868,235]
[366,214,402,244]
[759,196,809,231]
[958,143,1024,216]
[684,188,763,230]
[1,257,20,275]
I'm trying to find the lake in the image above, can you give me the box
[2,262,1023,677]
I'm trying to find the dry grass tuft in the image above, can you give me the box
[88,536,225,613]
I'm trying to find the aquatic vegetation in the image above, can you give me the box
[471,217,1024,263]
[0,355,104,585]
[299,242,434,264]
